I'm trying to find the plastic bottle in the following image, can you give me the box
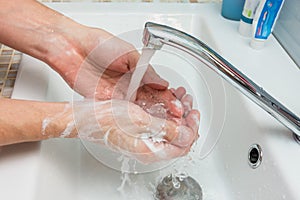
[239,0,261,37]
[221,0,246,21]
[250,0,285,49]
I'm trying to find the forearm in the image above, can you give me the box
[0,98,76,146]
[0,0,86,75]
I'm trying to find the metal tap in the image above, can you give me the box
[142,22,300,137]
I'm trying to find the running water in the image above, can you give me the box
[125,48,156,101]
[123,47,199,199]
[117,156,131,197]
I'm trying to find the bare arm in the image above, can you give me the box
[0,0,86,75]
[0,97,199,163]
[0,0,167,98]
[0,0,200,163]
[0,0,83,145]
[0,98,74,146]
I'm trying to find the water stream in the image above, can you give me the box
[125,48,156,101]
[118,47,156,197]
[121,47,198,198]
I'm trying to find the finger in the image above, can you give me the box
[181,94,193,116]
[142,65,169,90]
[139,140,190,163]
[170,88,176,94]
[163,121,195,148]
[185,109,200,134]
[174,87,186,100]
[106,130,188,164]
[96,35,139,73]
[108,50,139,73]
[168,99,184,118]
[173,126,196,147]
[153,142,190,160]
[126,50,140,71]
[105,131,190,164]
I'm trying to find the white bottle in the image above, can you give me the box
[239,0,261,37]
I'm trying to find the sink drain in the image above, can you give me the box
[248,144,262,169]
[155,174,202,200]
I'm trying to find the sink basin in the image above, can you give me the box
[2,3,300,200]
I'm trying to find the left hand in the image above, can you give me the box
[74,96,199,164]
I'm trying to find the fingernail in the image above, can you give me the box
[173,126,194,147]
[170,99,183,117]
[191,113,200,126]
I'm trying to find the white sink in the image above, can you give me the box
[2,3,300,200]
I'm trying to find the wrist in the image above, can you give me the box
[42,102,78,139]
[0,99,77,146]
[40,18,86,73]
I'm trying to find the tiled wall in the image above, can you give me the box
[0,45,21,98]
[273,0,300,68]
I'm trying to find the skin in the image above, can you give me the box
[0,0,200,163]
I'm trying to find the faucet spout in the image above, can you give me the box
[143,22,300,137]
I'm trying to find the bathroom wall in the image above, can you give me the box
[273,0,300,68]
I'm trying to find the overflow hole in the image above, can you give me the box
[248,144,262,169]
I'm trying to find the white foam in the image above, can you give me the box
[41,104,71,137]
[41,118,51,135]
[171,99,182,110]
[117,156,132,197]
[103,127,112,146]
[60,120,75,138]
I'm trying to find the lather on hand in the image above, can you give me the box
[0,0,200,163]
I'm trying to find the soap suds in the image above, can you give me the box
[41,118,52,135]
[175,126,192,146]
[117,156,132,197]
[60,120,76,138]
[146,103,166,119]
[151,131,166,143]
[103,127,112,146]
[41,104,71,136]
[143,139,168,160]
[171,99,182,110]
[191,113,200,127]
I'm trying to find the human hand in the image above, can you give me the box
[64,28,200,163]
[75,97,199,164]
[0,0,200,161]
[35,15,200,162]
[0,0,167,100]
[49,26,168,100]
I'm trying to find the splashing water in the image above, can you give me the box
[117,156,131,197]
[115,47,161,196]
[126,48,156,101]
[121,47,199,199]
[155,173,203,200]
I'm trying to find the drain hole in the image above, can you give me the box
[249,148,259,164]
[155,175,202,200]
[248,144,262,169]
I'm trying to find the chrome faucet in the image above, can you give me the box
[142,22,300,137]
